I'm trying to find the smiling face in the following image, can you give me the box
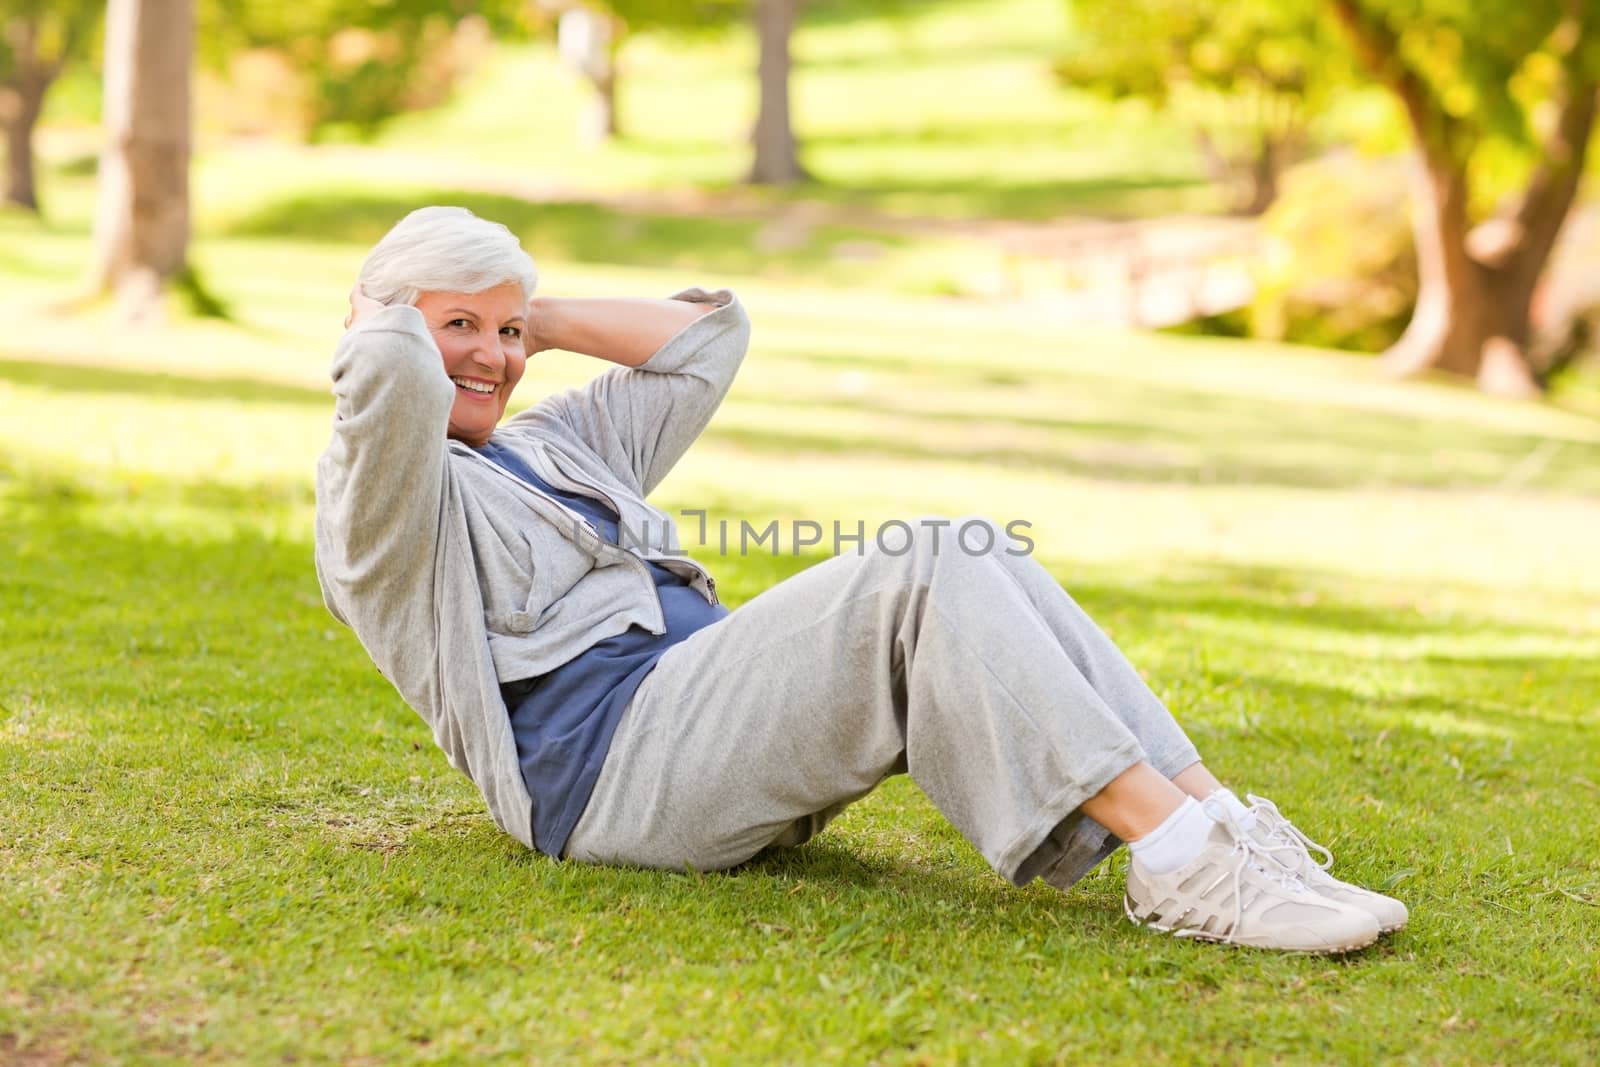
[414,282,528,448]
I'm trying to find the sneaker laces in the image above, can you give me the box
[1182,796,1311,944]
[1246,793,1334,871]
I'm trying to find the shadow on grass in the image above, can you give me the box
[788,173,1216,221]
[731,350,1600,493]
[9,343,1600,496]
[713,415,1600,494]
[0,357,330,409]
[1229,668,1596,743]
[6,459,1591,849]
[6,457,1597,1061]
[220,189,918,280]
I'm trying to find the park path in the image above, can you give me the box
[61,131,1600,335]
[587,184,1600,337]
[440,169,1262,329]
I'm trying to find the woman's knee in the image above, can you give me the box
[863,513,1026,569]
[945,513,1032,561]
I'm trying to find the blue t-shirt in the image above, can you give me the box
[475,439,730,858]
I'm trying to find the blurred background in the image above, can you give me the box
[5,7,1600,1058]
[6,0,1598,384]
[2,0,1598,581]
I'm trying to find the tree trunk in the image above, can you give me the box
[2,77,47,212]
[91,0,193,320]
[558,7,621,144]
[588,65,618,145]
[747,0,808,185]
[1387,158,1546,398]
[1192,126,1284,215]
[1240,135,1279,216]
[1384,83,1596,398]
[1326,0,1596,397]
[0,15,62,214]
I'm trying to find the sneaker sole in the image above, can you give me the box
[1124,895,1382,954]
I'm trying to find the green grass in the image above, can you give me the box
[5,0,1600,1059]
[4,251,1600,1060]
[368,0,1216,220]
[5,447,1600,1062]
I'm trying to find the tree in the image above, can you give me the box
[199,0,535,140]
[557,5,624,143]
[92,0,192,319]
[548,0,807,182]
[546,0,740,144]
[1325,0,1599,396]
[747,0,808,184]
[1059,0,1348,214]
[0,0,100,212]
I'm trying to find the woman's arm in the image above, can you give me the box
[526,296,715,367]
[314,297,454,707]
[505,289,752,499]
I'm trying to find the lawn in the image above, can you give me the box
[5,0,1600,1061]
[5,246,1600,1060]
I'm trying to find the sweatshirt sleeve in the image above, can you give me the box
[507,288,751,498]
[313,305,454,700]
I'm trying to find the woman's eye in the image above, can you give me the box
[448,318,472,329]
[501,326,522,339]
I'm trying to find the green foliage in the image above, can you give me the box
[1330,0,1600,208]
[197,0,538,137]
[595,0,921,35]
[1341,0,1596,144]
[599,0,746,34]
[1250,153,1417,353]
[1058,0,1355,212]
[1061,0,1343,106]
[0,0,100,80]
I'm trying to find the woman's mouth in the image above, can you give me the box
[451,376,497,398]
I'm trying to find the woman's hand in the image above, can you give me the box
[523,296,553,358]
[344,285,386,330]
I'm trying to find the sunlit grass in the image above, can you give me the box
[4,0,1600,1059]
[7,296,1600,1063]
[4,213,1599,606]
[4,436,1598,1061]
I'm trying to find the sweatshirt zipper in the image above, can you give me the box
[533,442,721,607]
[466,447,600,541]
[460,445,670,632]
[531,442,627,530]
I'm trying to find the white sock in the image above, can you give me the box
[1206,788,1257,832]
[1127,797,1213,875]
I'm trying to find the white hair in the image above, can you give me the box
[357,205,538,306]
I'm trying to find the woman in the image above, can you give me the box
[316,206,1407,953]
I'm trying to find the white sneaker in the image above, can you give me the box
[1124,798,1381,953]
[1245,793,1409,933]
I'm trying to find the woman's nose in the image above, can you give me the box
[471,337,505,371]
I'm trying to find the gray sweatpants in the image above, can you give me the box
[563,514,1202,890]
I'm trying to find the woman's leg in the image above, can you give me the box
[1171,761,1227,800]
[1078,761,1189,842]
[994,540,1409,935]
[978,532,1202,782]
[933,518,1209,886]
[564,513,1164,885]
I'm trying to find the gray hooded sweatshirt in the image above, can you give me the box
[314,288,751,850]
